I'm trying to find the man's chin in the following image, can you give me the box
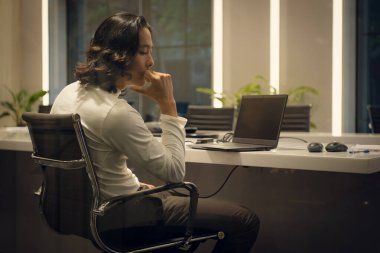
[130,78,145,86]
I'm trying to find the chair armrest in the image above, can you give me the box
[94,181,198,215]
[93,181,199,239]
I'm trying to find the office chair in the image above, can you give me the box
[22,112,224,253]
[281,105,312,132]
[38,104,53,113]
[367,105,380,133]
[186,106,235,131]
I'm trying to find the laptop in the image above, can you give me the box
[189,94,288,152]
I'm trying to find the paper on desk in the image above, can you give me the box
[351,144,380,151]
[276,142,308,150]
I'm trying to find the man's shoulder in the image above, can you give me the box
[64,80,81,90]
[107,99,139,118]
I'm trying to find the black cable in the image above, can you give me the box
[279,136,308,143]
[199,165,239,199]
[170,165,240,199]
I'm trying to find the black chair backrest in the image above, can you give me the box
[281,105,312,132]
[186,106,235,130]
[367,105,380,133]
[22,113,223,253]
[22,113,95,239]
[38,104,53,113]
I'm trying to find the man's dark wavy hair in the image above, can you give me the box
[75,12,151,93]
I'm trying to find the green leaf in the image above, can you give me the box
[194,75,319,109]
[216,97,227,105]
[16,89,28,102]
[285,86,319,104]
[0,86,48,125]
[195,87,218,96]
[27,90,48,112]
[196,87,231,106]
[16,90,28,109]
[0,101,16,113]
[270,86,278,95]
[238,83,262,95]
[0,112,10,118]
[29,90,48,103]
[253,74,268,84]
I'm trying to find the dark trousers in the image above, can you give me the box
[98,190,260,253]
[160,191,260,253]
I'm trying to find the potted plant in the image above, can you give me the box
[196,74,319,128]
[0,86,48,126]
[196,74,319,107]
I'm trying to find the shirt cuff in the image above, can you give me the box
[160,114,187,128]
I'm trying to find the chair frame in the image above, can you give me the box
[186,106,235,131]
[23,112,223,253]
[281,104,312,132]
[367,105,380,133]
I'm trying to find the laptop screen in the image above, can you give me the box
[233,95,288,145]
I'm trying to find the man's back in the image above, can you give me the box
[51,81,186,199]
[51,81,142,198]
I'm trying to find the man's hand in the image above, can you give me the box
[128,70,177,117]
[139,182,155,190]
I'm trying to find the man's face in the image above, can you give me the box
[126,27,154,86]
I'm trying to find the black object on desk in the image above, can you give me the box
[150,126,198,135]
[307,142,324,152]
[325,141,348,152]
[151,126,218,138]
[186,133,219,138]
[190,95,288,152]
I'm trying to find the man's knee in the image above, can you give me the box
[247,211,260,238]
[237,206,260,233]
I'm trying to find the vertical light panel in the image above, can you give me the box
[42,0,49,104]
[212,0,223,107]
[332,0,343,135]
[270,0,280,93]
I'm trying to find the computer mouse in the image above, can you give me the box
[325,141,348,152]
[307,142,324,152]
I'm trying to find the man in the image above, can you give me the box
[51,12,259,252]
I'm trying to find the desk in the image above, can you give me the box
[0,127,32,151]
[280,131,380,145]
[2,127,379,174]
[182,135,380,253]
[183,163,380,253]
[185,131,380,174]
[1,128,380,253]
[194,130,380,145]
[185,145,380,174]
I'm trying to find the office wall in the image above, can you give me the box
[223,0,337,132]
[20,0,42,94]
[280,0,332,132]
[223,0,270,95]
[0,0,20,126]
[0,0,42,127]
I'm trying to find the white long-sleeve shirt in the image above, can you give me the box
[51,81,187,199]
